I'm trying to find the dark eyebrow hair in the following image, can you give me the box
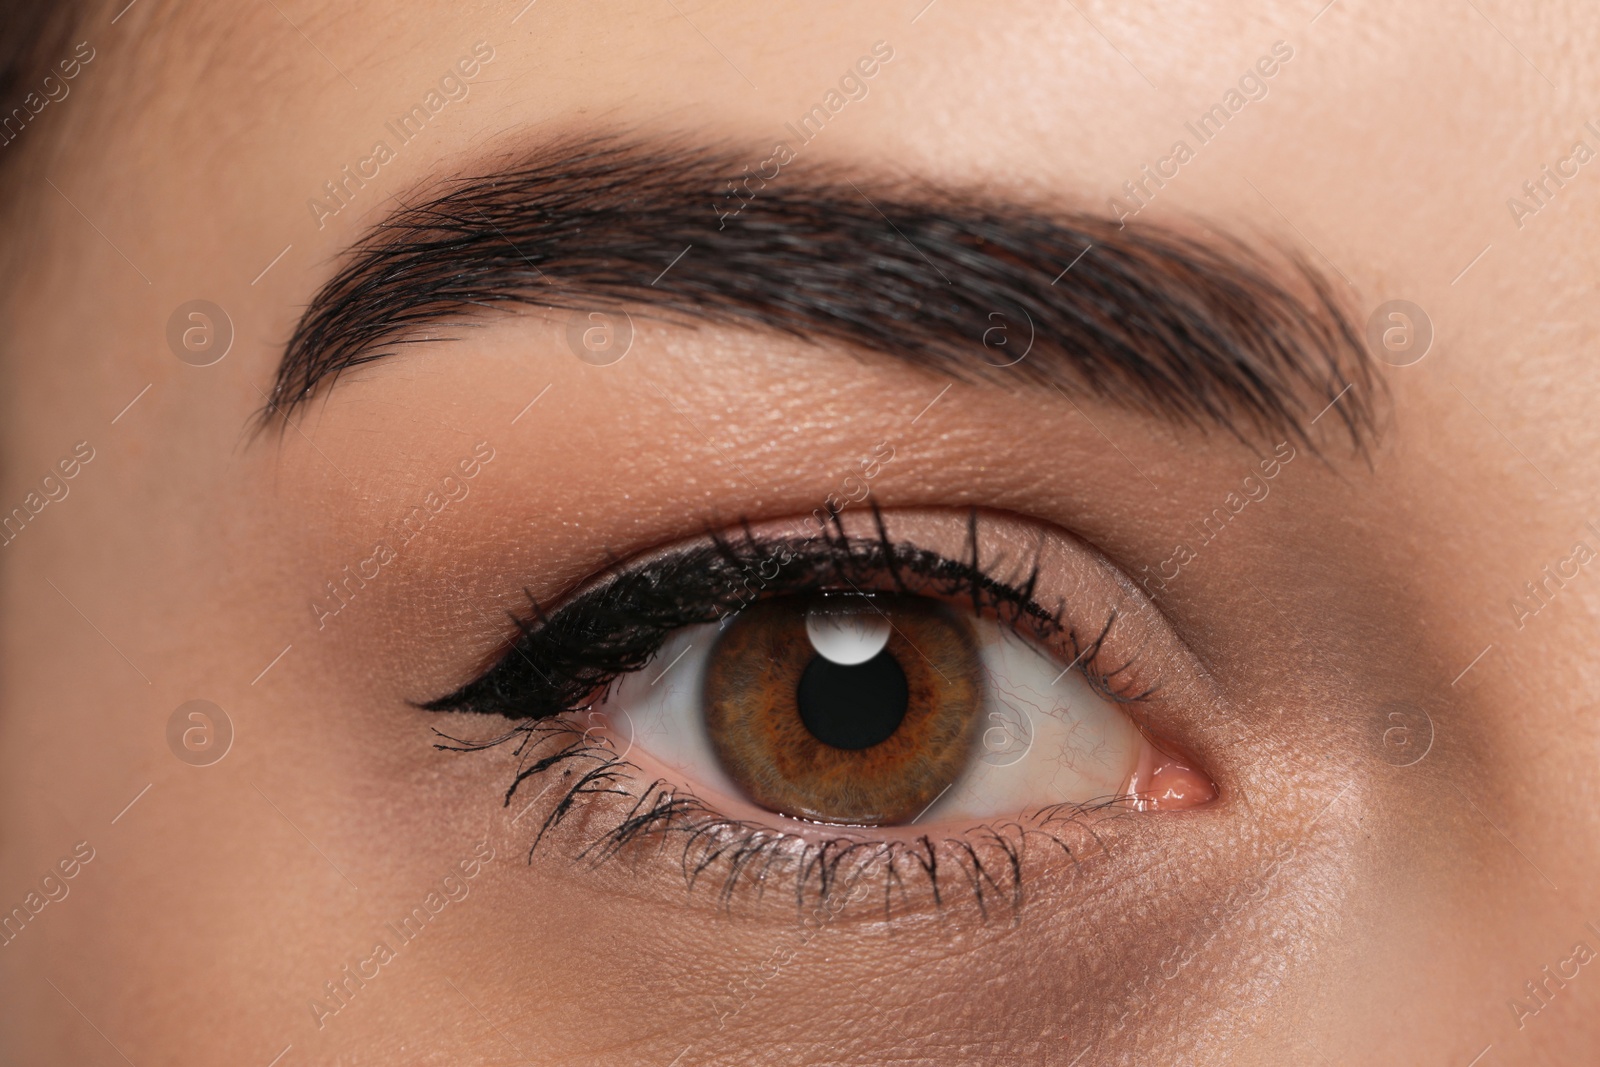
[266,137,1376,450]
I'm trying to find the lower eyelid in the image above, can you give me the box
[484,715,1188,925]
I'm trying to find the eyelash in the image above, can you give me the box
[425,510,1154,918]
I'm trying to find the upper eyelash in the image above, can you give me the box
[422,506,1146,721]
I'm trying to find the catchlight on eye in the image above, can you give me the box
[803,600,891,665]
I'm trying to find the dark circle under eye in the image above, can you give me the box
[796,649,908,750]
[703,594,983,825]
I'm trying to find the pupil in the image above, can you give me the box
[795,649,909,750]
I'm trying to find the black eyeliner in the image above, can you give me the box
[422,508,1093,721]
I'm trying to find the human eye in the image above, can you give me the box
[424,506,1215,917]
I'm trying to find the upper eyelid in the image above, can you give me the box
[422,514,1147,719]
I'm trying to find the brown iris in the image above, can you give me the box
[704,593,983,825]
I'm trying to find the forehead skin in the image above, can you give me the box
[3,2,1600,1065]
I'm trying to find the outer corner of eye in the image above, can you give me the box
[602,582,1218,832]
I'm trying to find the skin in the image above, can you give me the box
[2,1,1599,1064]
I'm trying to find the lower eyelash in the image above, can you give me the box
[434,718,1140,921]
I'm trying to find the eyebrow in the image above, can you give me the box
[266,137,1375,449]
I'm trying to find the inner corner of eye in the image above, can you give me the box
[595,591,1215,830]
